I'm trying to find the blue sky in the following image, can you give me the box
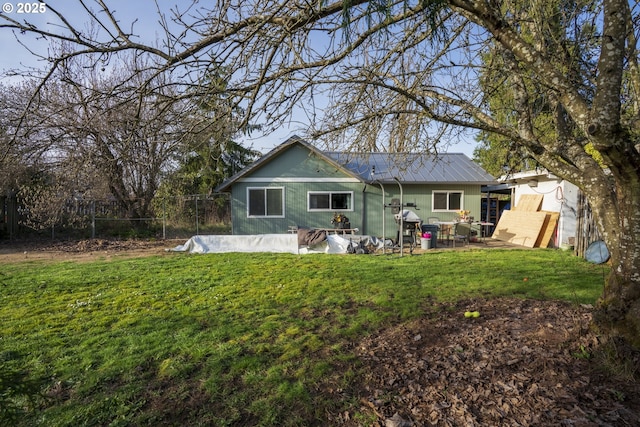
[0,1,169,73]
[0,1,478,157]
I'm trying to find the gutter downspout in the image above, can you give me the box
[361,184,366,236]
[376,180,386,255]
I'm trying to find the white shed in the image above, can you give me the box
[499,169,580,249]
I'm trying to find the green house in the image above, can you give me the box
[215,136,497,238]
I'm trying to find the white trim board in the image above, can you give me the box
[238,177,361,183]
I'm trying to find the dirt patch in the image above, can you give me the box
[0,238,184,263]
[334,298,640,426]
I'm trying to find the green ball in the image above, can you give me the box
[464,311,472,318]
[472,311,480,318]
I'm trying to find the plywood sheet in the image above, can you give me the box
[535,211,559,248]
[491,210,547,248]
[514,194,543,212]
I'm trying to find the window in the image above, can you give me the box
[432,191,463,211]
[308,191,353,211]
[247,187,284,217]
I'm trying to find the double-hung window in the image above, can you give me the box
[247,187,284,217]
[308,191,353,211]
[432,191,463,212]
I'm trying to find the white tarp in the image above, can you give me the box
[168,234,368,254]
[170,234,298,254]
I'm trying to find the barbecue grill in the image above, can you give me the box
[394,210,422,254]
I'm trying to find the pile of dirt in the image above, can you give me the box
[0,238,181,262]
[335,298,640,426]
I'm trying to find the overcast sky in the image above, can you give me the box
[0,1,477,157]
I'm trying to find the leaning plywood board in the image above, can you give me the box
[535,211,560,248]
[491,210,548,248]
[514,194,544,212]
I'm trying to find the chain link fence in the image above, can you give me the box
[1,193,231,241]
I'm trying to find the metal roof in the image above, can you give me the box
[215,136,497,191]
[325,152,497,185]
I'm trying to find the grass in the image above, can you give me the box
[0,248,608,426]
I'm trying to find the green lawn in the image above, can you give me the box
[0,249,607,426]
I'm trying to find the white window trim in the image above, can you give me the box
[247,187,285,218]
[307,191,354,212]
[432,190,464,212]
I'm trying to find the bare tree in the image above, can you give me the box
[0,86,23,193]
[9,51,190,219]
[2,0,640,345]
[0,81,44,186]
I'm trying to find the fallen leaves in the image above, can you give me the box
[346,298,640,426]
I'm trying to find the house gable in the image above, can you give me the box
[216,136,361,192]
[239,142,359,182]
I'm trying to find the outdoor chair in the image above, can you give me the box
[452,222,471,247]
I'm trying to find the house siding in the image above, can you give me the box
[230,143,364,234]
[231,180,484,237]
[231,181,363,235]
[222,138,494,237]
[363,183,484,239]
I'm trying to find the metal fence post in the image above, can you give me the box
[91,200,96,239]
[195,195,199,236]
[162,198,166,240]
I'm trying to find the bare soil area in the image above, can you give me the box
[0,238,184,263]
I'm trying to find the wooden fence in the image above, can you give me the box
[574,191,601,258]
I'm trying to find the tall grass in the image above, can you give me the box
[0,249,607,426]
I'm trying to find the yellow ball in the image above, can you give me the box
[472,311,480,318]
[464,311,472,318]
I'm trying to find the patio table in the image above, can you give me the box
[434,221,494,244]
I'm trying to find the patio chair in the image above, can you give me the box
[452,222,471,247]
[438,224,451,246]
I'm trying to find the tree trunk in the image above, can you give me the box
[590,162,640,348]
